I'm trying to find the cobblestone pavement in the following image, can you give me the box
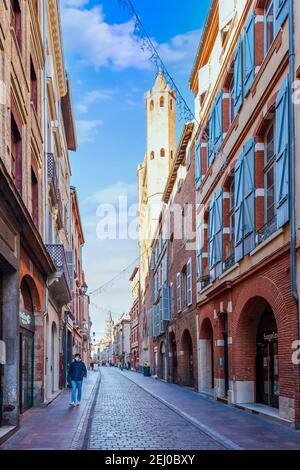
[85,367,224,450]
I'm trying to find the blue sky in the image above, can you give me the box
[61,0,210,340]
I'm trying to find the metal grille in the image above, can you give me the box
[46,244,71,292]
[47,153,63,224]
[257,216,277,245]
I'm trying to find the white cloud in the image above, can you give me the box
[61,3,201,72]
[84,181,137,206]
[76,119,103,143]
[75,88,117,114]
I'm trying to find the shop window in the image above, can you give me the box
[264,120,276,223]
[264,0,275,54]
[11,0,22,52]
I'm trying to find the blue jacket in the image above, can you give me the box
[69,360,87,381]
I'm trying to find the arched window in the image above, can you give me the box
[170,99,173,110]
[150,100,154,111]
[150,151,155,160]
[160,96,164,108]
[160,148,165,158]
[170,150,174,160]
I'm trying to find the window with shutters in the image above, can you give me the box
[228,75,235,127]
[11,0,22,52]
[182,266,188,309]
[209,190,223,278]
[11,111,22,194]
[208,91,223,166]
[264,0,275,54]
[195,141,201,189]
[243,14,255,97]
[187,258,192,306]
[176,273,181,313]
[264,120,276,224]
[169,283,174,319]
[234,38,243,116]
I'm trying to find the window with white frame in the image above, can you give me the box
[264,119,276,223]
[169,283,174,319]
[187,258,192,306]
[176,272,181,313]
[264,0,275,54]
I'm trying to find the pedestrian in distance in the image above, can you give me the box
[90,361,94,371]
[69,353,87,407]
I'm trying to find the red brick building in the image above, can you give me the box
[191,0,300,426]
[129,267,140,371]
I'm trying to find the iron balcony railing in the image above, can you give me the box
[257,215,277,245]
[224,253,235,271]
[46,244,71,293]
[47,153,63,225]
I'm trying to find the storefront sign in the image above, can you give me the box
[19,311,34,327]
[263,332,278,342]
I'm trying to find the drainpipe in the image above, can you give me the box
[288,0,300,429]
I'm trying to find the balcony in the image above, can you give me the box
[47,153,63,228]
[46,244,72,307]
[257,216,277,245]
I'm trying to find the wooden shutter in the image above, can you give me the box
[275,75,289,228]
[196,221,203,279]
[234,153,244,262]
[208,105,215,166]
[234,38,243,116]
[243,139,255,255]
[243,14,255,97]
[209,189,223,274]
[162,285,170,321]
[274,0,289,35]
[195,142,201,189]
[214,91,223,152]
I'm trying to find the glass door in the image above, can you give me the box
[19,329,34,413]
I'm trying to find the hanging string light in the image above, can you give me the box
[117,0,197,124]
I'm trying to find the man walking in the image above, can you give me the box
[69,353,87,407]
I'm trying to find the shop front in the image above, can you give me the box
[19,279,36,413]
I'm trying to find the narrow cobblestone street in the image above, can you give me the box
[2,368,300,451]
[85,368,223,450]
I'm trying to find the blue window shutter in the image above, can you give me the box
[243,14,255,97]
[187,257,192,306]
[275,0,289,35]
[234,38,243,116]
[162,285,170,321]
[195,142,201,189]
[234,153,244,262]
[215,189,223,276]
[209,197,216,270]
[196,222,202,279]
[243,139,255,255]
[186,147,191,169]
[275,75,289,228]
[208,106,215,166]
[214,91,223,152]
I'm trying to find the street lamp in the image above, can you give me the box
[81,282,88,295]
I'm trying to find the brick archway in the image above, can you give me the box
[180,329,194,387]
[199,317,215,392]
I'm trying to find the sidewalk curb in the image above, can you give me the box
[70,372,102,450]
[118,370,243,451]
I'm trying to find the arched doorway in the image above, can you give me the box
[159,341,166,380]
[181,330,194,387]
[235,297,279,409]
[51,322,58,393]
[19,278,36,413]
[199,318,214,392]
[169,332,177,383]
[256,307,279,408]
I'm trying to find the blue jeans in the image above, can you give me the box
[71,380,83,403]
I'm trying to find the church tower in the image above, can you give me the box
[145,72,176,235]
